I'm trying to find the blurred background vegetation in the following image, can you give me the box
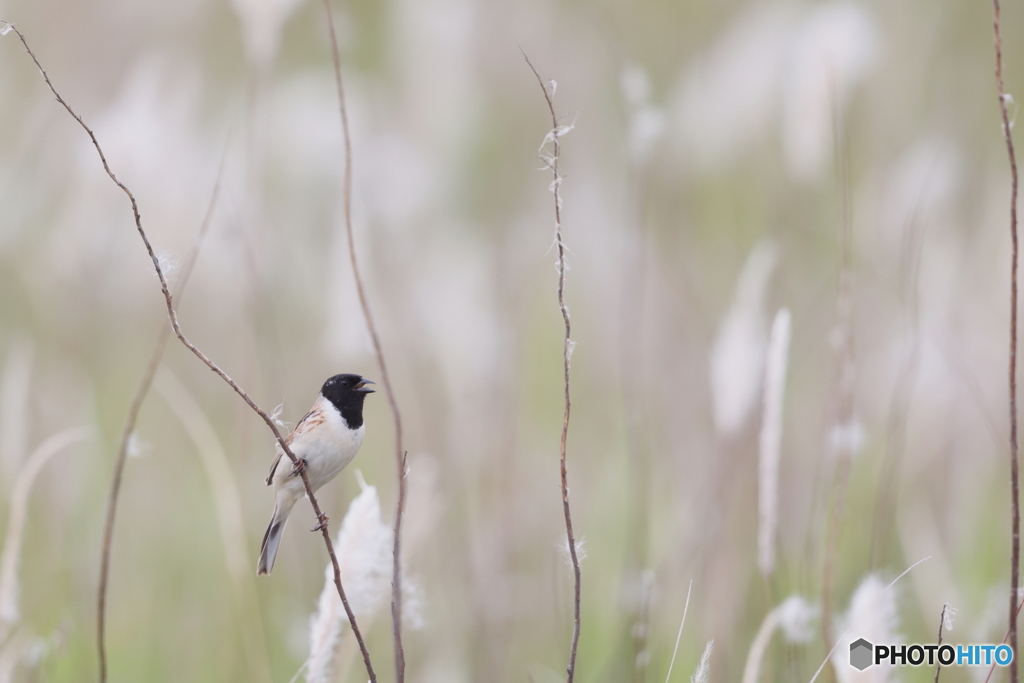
[1,0,1023,680]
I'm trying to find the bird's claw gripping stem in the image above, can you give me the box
[311,513,329,533]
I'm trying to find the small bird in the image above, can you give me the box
[257,373,375,575]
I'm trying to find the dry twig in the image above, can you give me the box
[524,53,582,683]
[319,2,408,679]
[993,2,1020,680]
[0,22,377,683]
[933,604,948,683]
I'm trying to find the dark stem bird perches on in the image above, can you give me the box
[524,53,582,683]
[993,2,1020,681]
[0,22,378,683]
[320,2,408,680]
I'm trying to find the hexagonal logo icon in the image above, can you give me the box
[850,638,873,671]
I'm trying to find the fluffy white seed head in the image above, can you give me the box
[831,575,899,683]
[306,479,394,683]
[777,595,818,644]
[692,639,714,683]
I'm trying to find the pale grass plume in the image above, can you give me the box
[777,595,818,643]
[306,475,398,683]
[0,427,91,643]
[673,3,792,169]
[0,629,29,683]
[692,639,714,683]
[781,1,877,180]
[741,596,817,683]
[710,241,778,435]
[228,0,306,67]
[830,575,899,683]
[758,307,791,576]
[0,629,61,683]
[808,558,929,683]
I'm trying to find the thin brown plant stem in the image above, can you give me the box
[97,153,226,683]
[524,53,582,683]
[933,604,948,683]
[319,3,407,680]
[97,350,159,683]
[0,23,377,683]
[994,2,1020,680]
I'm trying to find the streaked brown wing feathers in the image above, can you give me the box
[265,407,324,484]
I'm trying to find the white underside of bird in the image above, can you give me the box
[257,395,365,575]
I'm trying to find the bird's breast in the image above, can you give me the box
[294,412,364,492]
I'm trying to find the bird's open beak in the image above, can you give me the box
[354,378,376,393]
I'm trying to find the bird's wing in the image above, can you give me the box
[265,407,325,485]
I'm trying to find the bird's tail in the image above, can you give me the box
[257,500,293,575]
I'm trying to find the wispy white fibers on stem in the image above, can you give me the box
[741,596,817,683]
[524,53,582,683]
[306,477,396,683]
[691,640,714,683]
[758,308,791,577]
[0,428,91,644]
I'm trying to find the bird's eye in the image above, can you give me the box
[341,380,349,386]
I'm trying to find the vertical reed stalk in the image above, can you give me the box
[993,2,1020,679]
[524,53,582,683]
[319,3,408,679]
